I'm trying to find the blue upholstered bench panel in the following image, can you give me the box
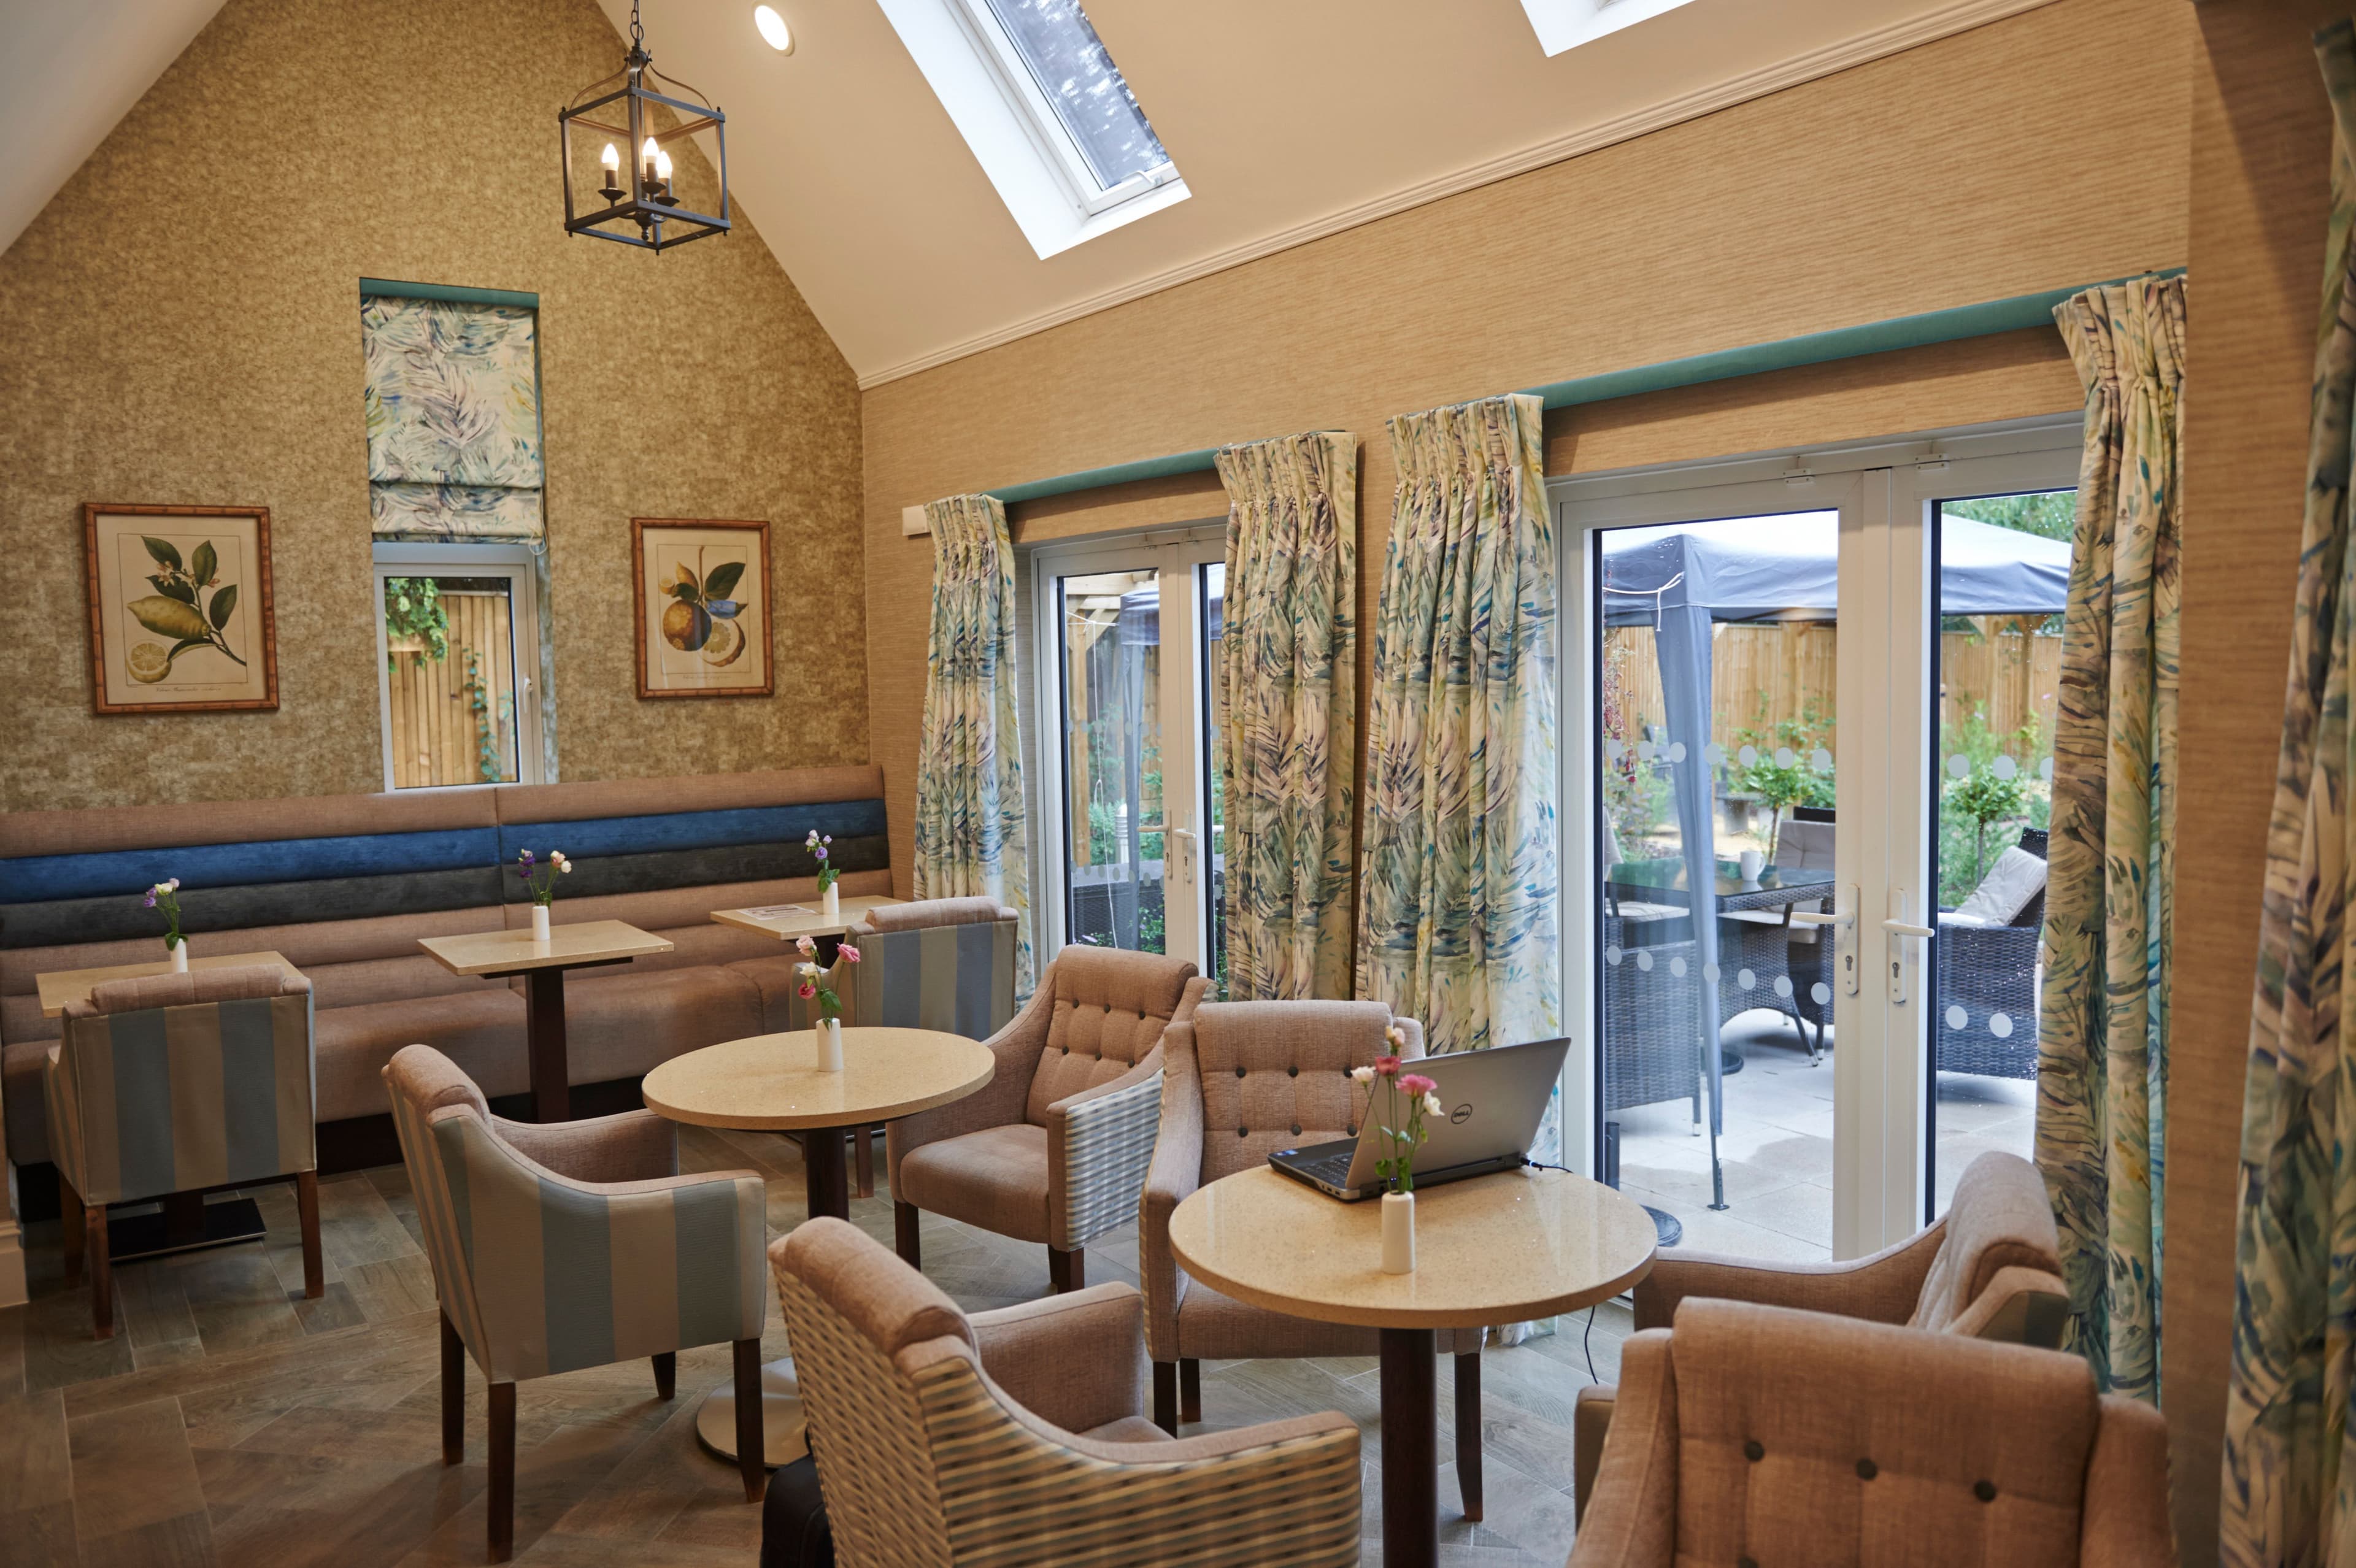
[493,802,886,863]
[0,828,501,904]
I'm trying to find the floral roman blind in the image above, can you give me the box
[361,295,544,540]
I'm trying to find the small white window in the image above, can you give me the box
[1517,0,1696,58]
[373,542,546,789]
[878,0,1187,257]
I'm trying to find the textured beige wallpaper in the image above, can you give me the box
[0,0,864,813]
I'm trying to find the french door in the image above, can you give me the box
[1028,530,1227,982]
[1557,424,2077,1259]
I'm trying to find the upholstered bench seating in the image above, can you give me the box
[1,764,892,1172]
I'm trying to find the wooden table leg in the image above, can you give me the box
[524,968,571,1123]
[1380,1327,1438,1568]
[804,1126,850,1221]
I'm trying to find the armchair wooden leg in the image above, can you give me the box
[1153,1361,1179,1434]
[652,1351,676,1402]
[1049,1245,1084,1293]
[733,1338,767,1502]
[1456,1350,1484,1521]
[60,1176,84,1288]
[1180,1358,1202,1424]
[488,1381,517,1562]
[441,1311,464,1466]
[86,1202,112,1340]
[854,1126,876,1199]
[895,1201,921,1269]
[295,1170,325,1299]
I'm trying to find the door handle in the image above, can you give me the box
[1171,827,1197,888]
[1883,891,1934,1003]
[1881,918,1936,940]
[1792,885,1861,997]
[1790,909,1852,928]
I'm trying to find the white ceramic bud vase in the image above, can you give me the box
[820,884,840,924]
[1381,1190,1415,1274]
[531,904,552,943]
[817,1017,844,1072]
[168,940,189,974]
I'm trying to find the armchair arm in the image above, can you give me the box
[2079,1394,2174,1568]
[1573,1383,1615,1528]
[491,1107,678,1185]
[886,977,1053,1186]
[1569,1329,1679,1568]
[1046,1049,1165,1251]
[1632,1219,1944,1330]
[1139,1024,1207,1361]
[971,1282,1147,1435]
[1944,1263,2070,1347]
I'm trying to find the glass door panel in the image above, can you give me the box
[1928,488,2074,1216]
[1595,510,1842,1259]
[1055,567,1166,953]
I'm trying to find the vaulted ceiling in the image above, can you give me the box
[4,0,2053,386]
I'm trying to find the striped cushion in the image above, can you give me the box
[45,991,314,1206]
[851,920,1018,1039]
[388,1066,764,1383]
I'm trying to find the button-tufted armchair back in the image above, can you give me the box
[1023,945,1199,1126]
[1573,1297,2173,1567]
[1191,1001,1422,1184]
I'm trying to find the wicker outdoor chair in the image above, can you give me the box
[1602,913,1704,1126]
[1934,828,2048,1081]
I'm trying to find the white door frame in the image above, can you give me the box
[1027,528,1225,970]
[1553,417,2079,1256]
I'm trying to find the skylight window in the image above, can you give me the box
[1517,0,1696,58]
[877,0,1188,258]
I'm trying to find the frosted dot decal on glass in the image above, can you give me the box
[1738,745,1759,767]
[1702,961,1721,983]
[1606,738,1626,761]
[1774,746,1796,768]
[2041,757,2055,782]
[1948,754,1972,778]
[1666,741,1687,764]
[1811,748,1833,772]
[1812,982,1831,1005]
[1635,950,1654,972]
[1703,743,1725,766]
[1946,1004,1968,1031]
[1738,968,1757,990]
[1604,946,1623,967]
[1669,955,1688,978]
[1774,975,1794,998]
[1636,740,1655,762]
[1989,1012,2014,1039]
[1991,754,2018,781]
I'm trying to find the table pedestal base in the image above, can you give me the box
[693,1358,807,1467]
[1380,1326,1438,1568]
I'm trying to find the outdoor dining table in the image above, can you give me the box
[1603,855,1834,921]
[640,1026,996,1466]
[1168,1165,1657,1568]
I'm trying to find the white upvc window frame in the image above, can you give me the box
[371,540,547,792]
[1517,0,1696,58]
[876,0,1190,259]
[1552,415,2080,1259]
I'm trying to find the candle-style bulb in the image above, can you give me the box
[655,150,674,180]
[599,142,620,171]
[641,136,658,163]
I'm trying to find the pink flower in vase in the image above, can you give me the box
[837,942,861,964]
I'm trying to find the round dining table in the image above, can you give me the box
[1168,1164,1657,1568]
[641,1025,996,1464]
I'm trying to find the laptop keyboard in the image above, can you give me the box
[1296,1147,1354,1184]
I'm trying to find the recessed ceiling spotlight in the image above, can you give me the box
[753,5,793,52]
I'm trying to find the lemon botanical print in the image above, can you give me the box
[124,535,245,682]
[83,503,279,715]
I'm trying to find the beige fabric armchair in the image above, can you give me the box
[1572,1150,2068,1522]
[1570,1297,2172,1567]
[772,1215,1362,1567]
[887,944,1206,1291]
[1141,1001,1488,1513]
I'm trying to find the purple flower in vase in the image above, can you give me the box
[143,890,158,908]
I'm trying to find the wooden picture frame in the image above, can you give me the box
[84,503,280,715]
[631,517,774,699]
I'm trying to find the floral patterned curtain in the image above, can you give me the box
[914,494,1034,993]
[1214,432,1358,1000]
[362,296,543,539]
[2035,271,2183,1408]
[1356,393,1559,1056]
[2222,23,2356,1560]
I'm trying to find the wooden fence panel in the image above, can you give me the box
[387,592,517,789]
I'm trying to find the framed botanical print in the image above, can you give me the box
[631,517,773,699]
[84,503,279,714]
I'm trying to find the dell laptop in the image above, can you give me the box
[1268,1036,1571,1201]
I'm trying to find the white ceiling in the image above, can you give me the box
[1,0,2053,388]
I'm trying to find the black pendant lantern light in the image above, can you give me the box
[559,2,731,252]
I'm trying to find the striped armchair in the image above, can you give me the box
[383,1045,769,1562]
[772,1216,1362,1567]
[47,963,321,1339]
[887,944,1206,1293]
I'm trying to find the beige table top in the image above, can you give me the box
[1167,1166,1658,1331]
[710,896,903,942]
[417,919,672,977]
[641,1028,995,1132]
[37,950,303,1018]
